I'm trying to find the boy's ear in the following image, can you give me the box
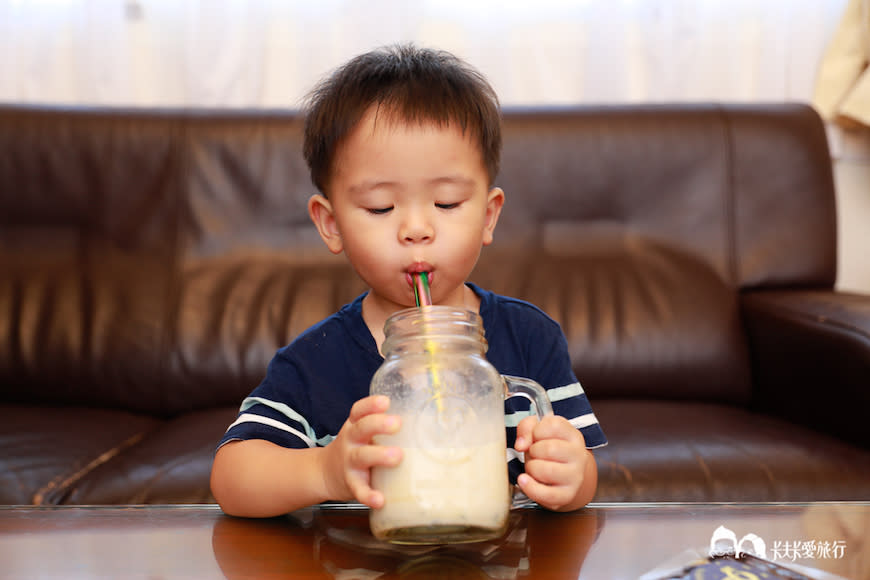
[482,187,505,246]
[308,194,344,254]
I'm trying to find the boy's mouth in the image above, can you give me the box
[405,263,433,287]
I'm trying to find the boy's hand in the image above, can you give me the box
[514,414,594,512]
[322,395,403,509]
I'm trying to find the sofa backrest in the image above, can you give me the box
[477,104,836,403]
[0,104,836,415]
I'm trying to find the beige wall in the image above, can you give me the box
[835,159,870,293]
[830,126,870,293]
[0,2,863,294]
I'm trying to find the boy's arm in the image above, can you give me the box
[211,440,332,517]
[211,395,402,518]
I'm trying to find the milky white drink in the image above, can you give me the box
[370,441,510,543]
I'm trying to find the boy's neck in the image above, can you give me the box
[361,284,481,354]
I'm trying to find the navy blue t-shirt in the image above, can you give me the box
[220,283,607,482]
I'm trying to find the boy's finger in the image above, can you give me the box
[517,473,571,510]
[348,395,390,422]
[531,415,584,444]
[365,489,386,509]
[514,416,539,450]
[348,444,403,470]
[346,446,401,509]
[346,475,385,509]
[526,438,572,463]
[524,456,568,485]
[350,413,401,444]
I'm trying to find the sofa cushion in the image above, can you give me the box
[60,406,238,504]
[473,242,752,404]
[0,243,173,414]
[0,406,238,505]
[0,406,160,504]
[592,400,870,502]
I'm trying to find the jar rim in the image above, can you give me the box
[382,305,487,354]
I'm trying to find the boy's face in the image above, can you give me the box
[309,107,503,312]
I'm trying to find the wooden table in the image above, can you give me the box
[1,502,867,579]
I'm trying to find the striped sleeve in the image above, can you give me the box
[218,349,338,450]
[546,381,607,449]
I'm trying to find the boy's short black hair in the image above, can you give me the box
[302,43,502,195]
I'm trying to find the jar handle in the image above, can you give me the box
[502,375,553,418]
[502,375,554,507]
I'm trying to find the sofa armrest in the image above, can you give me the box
[740,289,870,449]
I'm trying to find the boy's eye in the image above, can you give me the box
[367,206,393,215]
[436,202,460,210]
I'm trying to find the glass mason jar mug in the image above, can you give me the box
[369,305,553,545]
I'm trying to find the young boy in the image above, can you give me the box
[210,44,606,518]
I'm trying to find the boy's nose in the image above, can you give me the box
[399,212,434,244]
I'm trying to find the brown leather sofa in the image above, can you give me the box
[1,103,868,506]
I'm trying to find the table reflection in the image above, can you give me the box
[212,506,602,579]
[800,503,870,580]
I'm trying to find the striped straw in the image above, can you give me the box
[412,271,442,412]
[413,272,432,307]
